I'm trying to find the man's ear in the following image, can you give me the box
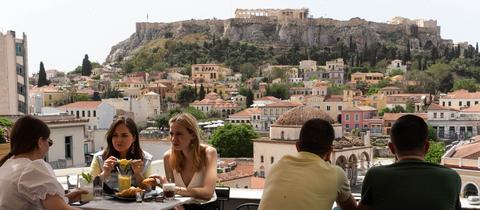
[295,141,300,152]
[388,142,396,155]
[323,147,333,161]
[423,140,430,155]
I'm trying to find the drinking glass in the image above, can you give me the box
[78,176,94,202]
[118,174,132,191]
[163,183,176,201]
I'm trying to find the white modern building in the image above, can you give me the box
[58,101,115,130]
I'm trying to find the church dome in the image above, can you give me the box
[275,105,334,126]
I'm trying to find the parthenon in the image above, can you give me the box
[235,8,309,21]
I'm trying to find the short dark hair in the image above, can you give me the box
[298,118,335,155]
[390,114,428,152]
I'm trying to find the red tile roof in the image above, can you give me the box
[462,105,480,113]
[382,113,427,121]
[217,159,255,182]
[427,103,458,111]
[229,108,261,117]
[59,101,102,109]
[265,101,303,108]
[444,89,480,99]
[449,140,480,159]
[255,96,281,102]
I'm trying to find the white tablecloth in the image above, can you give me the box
[78,196,192,210]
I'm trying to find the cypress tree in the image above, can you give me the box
[246,89,254,108]
[476,42,478,54]
[198,84,205,100]
[82,54,92,76]
[38,62,48,87]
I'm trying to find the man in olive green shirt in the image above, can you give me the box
[259,119,357,210]
[358,115,461,210]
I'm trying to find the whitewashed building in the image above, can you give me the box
[58,101,115,130]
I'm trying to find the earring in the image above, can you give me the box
[130,144,135,154]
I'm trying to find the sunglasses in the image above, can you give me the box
[47,138,53,147]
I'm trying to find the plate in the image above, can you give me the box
[111,194,137,201]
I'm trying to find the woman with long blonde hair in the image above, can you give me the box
[153,113,217,210]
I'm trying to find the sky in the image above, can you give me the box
[1,0,478,74]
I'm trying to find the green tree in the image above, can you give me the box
[425,141,445,164]
[428,124,438,141]
[177,86,196,106]
[185,106,206,120]
[102,87,123,99]
[405,99,416,113]
[198,84,206,100]
[266,83,289,100]
[452,78,477,92]
[37,62,49,87]
[209,123,258,157]
[426,63,453,93]
[239,63,256,81]
[246,89,254,108]
[155,108,182,129]
[82,54,92,76]
[0,117,13,127]
[388,69,404,77]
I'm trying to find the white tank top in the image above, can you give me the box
[173,167,217,204]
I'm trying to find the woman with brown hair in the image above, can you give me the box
[152,113,217,210]
[0,116,85,210]
[90,116,152,190]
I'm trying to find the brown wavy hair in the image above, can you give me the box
[168,113,207,173]
[0,116,50,166]
[102,117,143,160]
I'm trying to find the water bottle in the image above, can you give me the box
[93,176,103,200]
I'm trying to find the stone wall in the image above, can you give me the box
[374,147,395,158]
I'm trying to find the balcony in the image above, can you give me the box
[52,160,480,210]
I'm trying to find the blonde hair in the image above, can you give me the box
[169,113,207,172]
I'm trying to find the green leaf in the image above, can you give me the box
[81,172,93,183]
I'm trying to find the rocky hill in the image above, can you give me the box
[106,17,449,64]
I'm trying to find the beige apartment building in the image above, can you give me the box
[350,72,384,85]
[0,31,29,115]
[191,64,232,82]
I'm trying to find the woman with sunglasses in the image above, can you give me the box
[90,116,153,190]
[0,115,86,210]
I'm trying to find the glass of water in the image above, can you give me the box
[93,176,103,200]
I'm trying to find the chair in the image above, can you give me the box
[215,186,230,210]
[234,203,259,210]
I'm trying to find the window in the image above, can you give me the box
[88,110,91,117]
[345,114,350,121]
[82,110,85,117]
[467,101,471,107]
[451,113,455,118]
[65,136,72,159]
[448,101,451,106]
[48,95,52,100]
[338,106,342,111]
[354,114,359,121]
[84,144,88,154]
[76,111,80,118]
[345,124,350,131]
[440,113,444,118]
[260,155,264,163]
[434,113,437,118]
[459,101,463,106]
[476,101,479,105]
[15,43,23,56]
[327,106,331,111]
[270,156,274,164]
[93,110,97,117]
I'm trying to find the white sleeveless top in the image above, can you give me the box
[173,167,216,205]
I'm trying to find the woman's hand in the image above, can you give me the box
[102,156,117,177]
[130,159,144,175]
[148,174,168,184]
[66,188,88,203]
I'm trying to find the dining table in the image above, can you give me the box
[77,195,193,210]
